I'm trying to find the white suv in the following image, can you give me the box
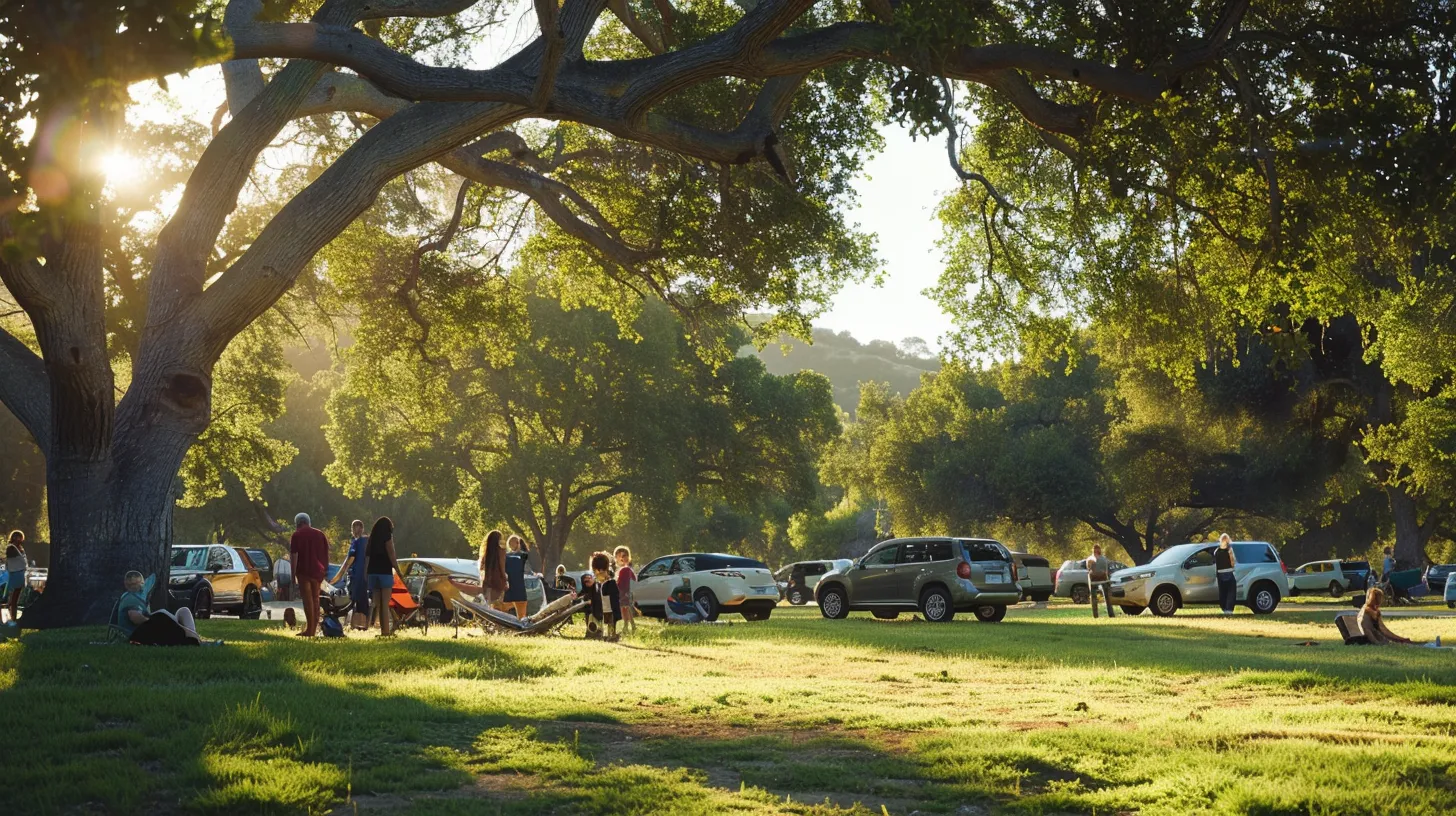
[633,553,779,621]
[1109,541,1289,616]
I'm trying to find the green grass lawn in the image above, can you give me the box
[3,603,1455,815]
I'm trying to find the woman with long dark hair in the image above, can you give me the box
[478,530,507,608]
[363,517,403,636]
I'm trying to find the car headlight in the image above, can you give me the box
[170,575,197,586]
[1124,571,1154,582]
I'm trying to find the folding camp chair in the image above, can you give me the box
[1334,613,1369,645]
[1385,569,1427,604]
[452,593,588,636]
[389,575,423,629]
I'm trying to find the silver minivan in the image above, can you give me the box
[1109,541,1289,616]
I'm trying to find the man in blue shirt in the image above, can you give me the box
[331,519,370,627]
[1382,547,1396,579]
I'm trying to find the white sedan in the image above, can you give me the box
[632,552,779,621]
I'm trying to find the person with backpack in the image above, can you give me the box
[1214,534,1238,615]
[1086,543,1115,618]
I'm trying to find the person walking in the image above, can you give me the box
[1086,543,1115,618]
[275,553,294,602]
[5,530,27,623]
[289,513,330,637]
[478,530,507,609]
[1215,533,1238,615]
[364,517,404,636]
[332,520,370,629]
[503,535,529,618]
[615,546,636,635]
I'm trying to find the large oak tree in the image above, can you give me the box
[3,0,1255,624]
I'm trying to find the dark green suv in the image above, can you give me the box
[815,538,1021,622]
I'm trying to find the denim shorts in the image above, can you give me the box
[366,573,395,592]
[6,570,24,591]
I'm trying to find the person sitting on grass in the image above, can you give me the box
[665,581,705,624]
[1357,587,1419,646]
[119,571,221,646]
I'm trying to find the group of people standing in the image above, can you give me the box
[550,547,637,640]
[477,530,536,618]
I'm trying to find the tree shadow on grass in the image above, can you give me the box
[686,608,1456,694]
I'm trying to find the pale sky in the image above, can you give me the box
[823,126,957,351]
[130,57,960,353]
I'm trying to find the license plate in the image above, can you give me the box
[984,574,1005,584]
[753,586,776,594]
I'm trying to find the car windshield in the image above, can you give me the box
[171,548,208,570]
[833,559,852,572]
[1147,544,1204,567]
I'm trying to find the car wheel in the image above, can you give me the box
[741,609,772,621]
[871,610,899,620]
[1150,588,1179,617]
[1448,601,1455,609]
[1328,581,1344,598]
[973,604,1006,623]
[424,593,452,624]
[193,585,213,619]
[1119,605,1145,616]
[1248,582,1280,614]
[693,588,720,622]
[818,586,849,619]
[788,588,807,605]
[1070,585,1089,605]
[240,587,263,620]
[920,586,955,622]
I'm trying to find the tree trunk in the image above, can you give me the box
[1385,482,1431,572]
[23,450,188,627]
[538,518,574,575]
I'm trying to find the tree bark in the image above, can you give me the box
[1384,482,1432,572]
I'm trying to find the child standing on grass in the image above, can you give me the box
[592,551,619,642]
[580,570,603,638]
[614,546,636,635]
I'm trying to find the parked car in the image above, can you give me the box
[633,553,778,621]
[399,557,543,623]
[775,559,853,605]
[815,538,1020,623]
[1109,541,1289,616]
[1288,559,1361,597]
[1055,557,1128,604]
[167,544,264,619]
[1340,560,1372,592]
[1010,552,1054,602]
[1425,563,1455,594]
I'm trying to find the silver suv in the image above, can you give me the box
[1109,541,1289,616]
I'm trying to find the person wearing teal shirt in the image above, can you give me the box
[119,571,217,645]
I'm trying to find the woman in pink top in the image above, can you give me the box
[614,546,636,635]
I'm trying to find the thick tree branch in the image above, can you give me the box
[608,0,666,55]
[0,325,52,451]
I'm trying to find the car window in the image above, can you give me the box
[960,540,1008,562]
[926,541,954,562]
[805,563,828,576]
[171,548,207,570]
[207,546,232,571]
[863,546,899,567]
[244,550,271,570]
[1232,543,1277,563]
[671,556,697,574]
[407,562,431,577]
[640,558,673,578]
[898,542,929,564]
[1184,548,1215,569]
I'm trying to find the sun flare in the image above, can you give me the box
[99,151,142,187]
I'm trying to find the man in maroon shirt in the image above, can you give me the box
[290,513,330,637]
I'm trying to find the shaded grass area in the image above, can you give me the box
[1,606,1454,815]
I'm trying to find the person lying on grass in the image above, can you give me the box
[119,571,221,646]
[665,583,712,624]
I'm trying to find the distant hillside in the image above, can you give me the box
[745,327,940,415]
